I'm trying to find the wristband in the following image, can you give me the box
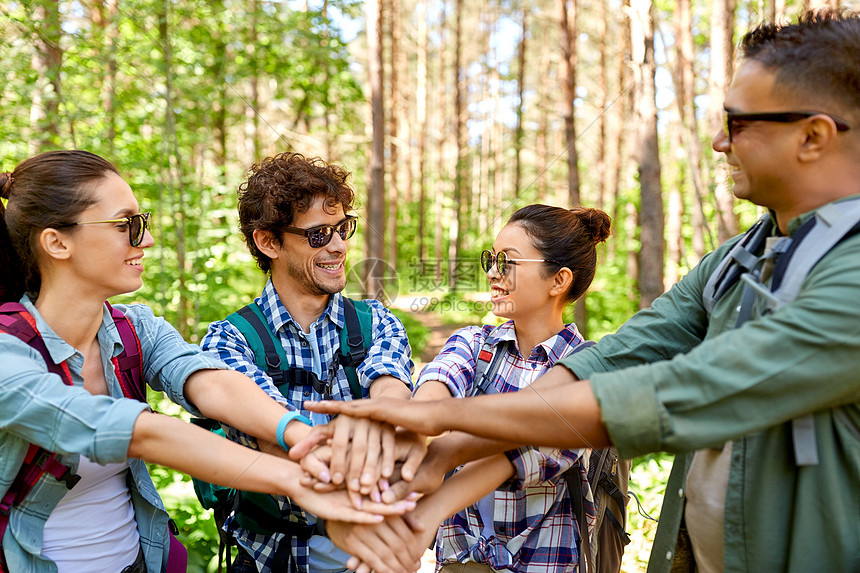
[276,411,313,452]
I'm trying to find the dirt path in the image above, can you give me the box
[413,311,471,363]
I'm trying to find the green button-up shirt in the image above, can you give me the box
[560,201,860,573]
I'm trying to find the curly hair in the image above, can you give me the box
[238,153,356,273]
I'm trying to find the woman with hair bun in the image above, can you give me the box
[0,151,411,573]
[403,203,612,573]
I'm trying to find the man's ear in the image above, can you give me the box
[550,267,573,297]
[253,229,282,260]
[38,228,72,261]
[798,115,839,162]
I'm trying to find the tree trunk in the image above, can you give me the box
[514,7,527,198]
[536,46,552,203]
[665,121,685,287]
[596,0,608,212]
[387,0,400,268]
[416,0,428,262]
[365,0,386,299]
[631,0,664,308]
[674,0,713,260]
[158,0,190,337]
[558,0,580,207]
[93,0,119,156]
[29,0,63,153]
[709,0,737,244]
[609,0,631,262]
[246,0,262,161]
[434,1,448,285]
[450,0,466,291]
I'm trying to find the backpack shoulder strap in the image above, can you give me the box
[227,304,326,396]
[770,198,860,309]
[0,304,81,568]
[469,325,511,397]
[105,302,146,403]
[702,213,773,314]
[339,298,374,400]
[227,303,290,386]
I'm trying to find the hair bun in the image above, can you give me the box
[571,206,612,244]
[0,172,12,199]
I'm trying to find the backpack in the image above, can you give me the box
[470,331,631,573]
[0,301,187,573]
[191,297,373,571]
[701,197,860,466]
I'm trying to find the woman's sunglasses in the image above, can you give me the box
[58,212,151,247]
[283,215,358,248]
[480,249,558,276]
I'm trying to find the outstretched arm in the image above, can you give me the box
[306,366,610,449]
[127,410,415,523]
[329,453,517,573]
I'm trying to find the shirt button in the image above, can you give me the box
[304,391,310,397]
[678,488,684,498]
[666,551,673,561]
[301,341,308,347]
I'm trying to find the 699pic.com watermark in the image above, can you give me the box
[407,296,515,315]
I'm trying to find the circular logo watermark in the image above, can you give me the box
[344,257,400,304]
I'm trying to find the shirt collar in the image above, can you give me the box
[485,320,583,362]
[18,295,122,364]
[781,192,860,235]
[257,279,344,333]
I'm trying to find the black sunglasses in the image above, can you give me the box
[480,249,558,276]
[283,215,358,248]
[723,110,851,143]
[57,212,151,247]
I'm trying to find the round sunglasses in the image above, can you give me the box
[480,249,558,276]
[283,215,358,248]
[57,212,151,247]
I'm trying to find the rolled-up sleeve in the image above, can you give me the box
[415,326,485,397]
[0,334,149,465]
[504,445,583,489]
[574,234,860,459]
[120,304,227,417]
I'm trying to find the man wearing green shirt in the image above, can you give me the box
[305,9,860,573]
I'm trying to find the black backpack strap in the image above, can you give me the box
[564,461,590,573]
[469,327,509,397]
[702,214,773,314]
[560,340,600,573]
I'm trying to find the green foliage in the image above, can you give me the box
[390,307,431,359]
[623,453,674,571]
[145,393,222,572]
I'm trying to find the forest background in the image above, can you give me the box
[1,0,851,570]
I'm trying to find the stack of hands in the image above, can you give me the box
[287,398,447,573]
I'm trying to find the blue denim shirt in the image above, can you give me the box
[0,296,226,573]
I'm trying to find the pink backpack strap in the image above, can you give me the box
[105,301,146,403]
[0,303,81,570]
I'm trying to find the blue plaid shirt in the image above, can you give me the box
[200,280,413,572]
[416,321,594,573]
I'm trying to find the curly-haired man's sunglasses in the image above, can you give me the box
[283,215,358,248]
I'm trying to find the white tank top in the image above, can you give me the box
[41,456,140,572]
